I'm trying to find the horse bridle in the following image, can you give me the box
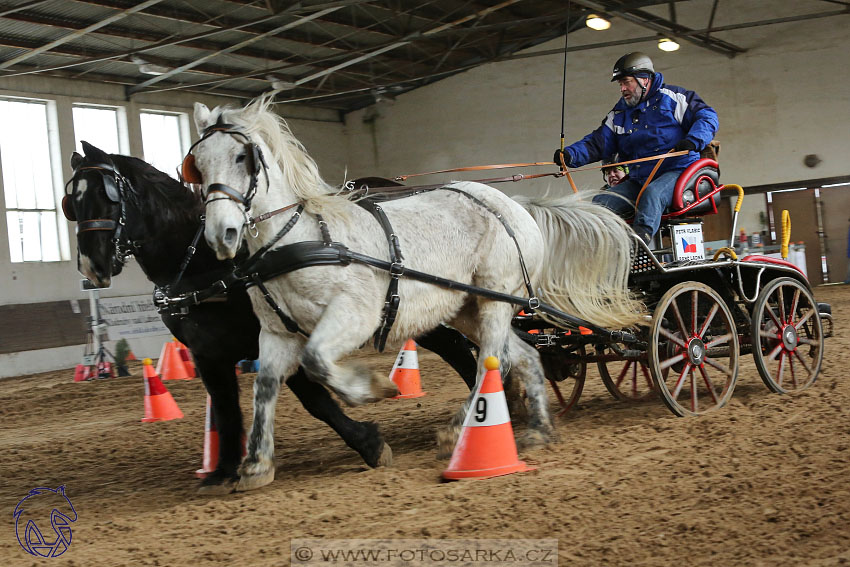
[181,120,269,213]
[62,163,141,267]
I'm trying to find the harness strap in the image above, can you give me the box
[168,217,206,291]
[439,187,538,309]
[240,205,304,273]
[250,275,307,337]
[356,199,404,352]
[76,219,117,233]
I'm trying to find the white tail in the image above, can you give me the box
[513,191,646,329]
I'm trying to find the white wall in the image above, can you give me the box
[343,0,850,238]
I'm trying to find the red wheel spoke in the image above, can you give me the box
[792,348,813,375]
[642,364,653,389]
[776,352,786,387]
[704,355,734,377]
[671,363,692,399]
[765,304,783,329]
[798,337,819,347]
[759,328,781,340]
[670,298,689,340]
[659,326,688,348]
[691,291,699,333]
[788,356,799,388]
[705,332,733,349]
[789,289,801,324]
[766,342,783,362]
[699,366,720,403]
[614,361,632,388]
[794,309,814,331]
[660,352,686,371]
[698,303,720,339]
[777,287,786,323]
[690,370,698,413]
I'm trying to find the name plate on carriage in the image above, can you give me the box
[672,223,705,261]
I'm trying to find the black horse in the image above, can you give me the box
[63,141,477,493]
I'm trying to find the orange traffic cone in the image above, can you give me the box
[156,341,192,381]
[442,356,531,480]
[195,396,219,478]
[389,339,425,399]
[127,350,137,361]
[73,364,93,382]
[141,358,184,422]
[174,338,196,378]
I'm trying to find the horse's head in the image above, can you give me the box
[188,102,270,260]
[63,141,132,287]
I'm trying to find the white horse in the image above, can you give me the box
[189,96,643,491]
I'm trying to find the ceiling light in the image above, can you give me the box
[265,75,296,90]
[585,14,611,31]
[657,38,680,52]
[138,63,171,76]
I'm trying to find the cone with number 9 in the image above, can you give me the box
[442,356,531,480]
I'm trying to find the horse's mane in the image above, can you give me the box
[213,95,343,214]
[109,154,204,226]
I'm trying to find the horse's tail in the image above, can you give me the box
[513,191,646,329]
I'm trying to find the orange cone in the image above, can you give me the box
[141,358,184,422]
[442,356,531,480]
[174,338,196,378]
[156,341,192,381]
[389,339,425,399]
[127,350,137,361]
[73,364,92,382]
[195,396,219,478]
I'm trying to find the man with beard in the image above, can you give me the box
[554,52,718,244]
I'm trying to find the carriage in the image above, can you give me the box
[514,158,828,417]
[63,98,831,492]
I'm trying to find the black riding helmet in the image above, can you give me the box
[611,52,654,82]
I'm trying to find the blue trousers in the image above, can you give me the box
[592,169,683,239]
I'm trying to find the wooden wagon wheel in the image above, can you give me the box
[541,345,586,417]
[596,345,656,401]
[751,277,823,394]
[648,281,739,417]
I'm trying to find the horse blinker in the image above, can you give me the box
[182,154,203,185]
[61,194,77,222]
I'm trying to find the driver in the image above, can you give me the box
[554,52,718,244]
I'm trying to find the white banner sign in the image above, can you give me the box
[98,295,170,340]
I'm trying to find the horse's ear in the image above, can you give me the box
[194,102,212,134]
[70,152,84,170]
[81,141,112,164]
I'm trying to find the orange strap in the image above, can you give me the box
[393,151,688,182]
[559,153,578,194]
[633,152,670,209]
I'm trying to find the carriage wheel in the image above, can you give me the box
[597,345,656,401]
[648,282,739,417]
[541,346,586,416]
[751,277,823,394]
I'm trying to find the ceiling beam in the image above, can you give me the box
[570,0,746,57]
[127,6,345,93]
[0,0,166,70]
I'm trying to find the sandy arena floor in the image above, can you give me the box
[1,285,848,567]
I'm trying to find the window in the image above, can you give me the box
[72,105,123,154]
[140,111,188,179]
[0,98,64,262]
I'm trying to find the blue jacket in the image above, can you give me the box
[565,72,718,184]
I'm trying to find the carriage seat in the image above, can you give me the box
[662,158,721,219]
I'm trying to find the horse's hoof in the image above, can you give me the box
[376,442,393,467]
[371,371,399,401]
[518,428,551,450]
[235,469,275,492]
[435,426,460,460]
[197,479,237,496]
